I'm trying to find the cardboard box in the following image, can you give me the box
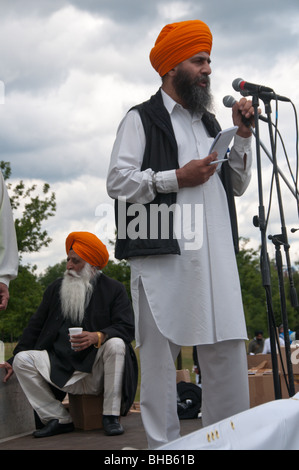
[247,354,274,371]
[248,373,276,408]
[176,369,191,383]
[247,356,276,408]
[68,394,103,431]
[247,352,299,406]
[279,346,299,375]
[280,373,299,398]
[278,346,299,397]
[274,346,299,399]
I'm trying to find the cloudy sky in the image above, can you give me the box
[1,0,299,274]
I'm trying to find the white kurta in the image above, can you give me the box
[0,171,18,286]
[107,90,252,347]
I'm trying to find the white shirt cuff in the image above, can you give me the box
[233,134,252,153]
[155,169,179,193]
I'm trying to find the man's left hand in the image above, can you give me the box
[232,97,257,138]
[69,331,99,351]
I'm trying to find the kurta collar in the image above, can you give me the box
[160,88,203,121]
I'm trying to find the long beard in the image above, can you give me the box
[60,263,96,325]
[173,68,213,114]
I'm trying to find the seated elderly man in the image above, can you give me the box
[1,232,137,438]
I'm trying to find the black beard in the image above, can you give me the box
[173,68,213,114]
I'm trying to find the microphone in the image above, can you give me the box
[240,88,290,103]
[222,95,238,108]
[223,95,268,124]
[232,77,273,94]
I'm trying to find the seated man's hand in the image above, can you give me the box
[0,283,9,310]
[69,331,102,351]
[0,361,14,382]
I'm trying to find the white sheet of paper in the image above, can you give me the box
[209,125,238,159]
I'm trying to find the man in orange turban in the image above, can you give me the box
[150,20,213,77]
[108,19,255,448]
[65,231,109,270]
[2,232,137,438]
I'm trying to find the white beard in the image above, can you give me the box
[60,263,97,325]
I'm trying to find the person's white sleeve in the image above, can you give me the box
[227,134,253,196]
[0,172,18,286]
[107,110,178,204]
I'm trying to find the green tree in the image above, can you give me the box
[102,259,131,300]
[38,260,67,290]
[1,161,56,256]
[0,161,57,340]
[37,257,131,295]
[237,238,268,336]
[237,238,298,338]
[0,265,43,341]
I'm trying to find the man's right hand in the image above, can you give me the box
[0,362,13,382]
[176,152,218,188]
[0,283,10,310]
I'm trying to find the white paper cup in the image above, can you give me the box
[69,327,83,336]
[69,327,82,350]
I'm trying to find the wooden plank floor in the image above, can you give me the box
[0,408,202,450]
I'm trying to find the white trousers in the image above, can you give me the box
[13,338,125,425]
[138,284,250,449]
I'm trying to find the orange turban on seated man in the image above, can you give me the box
[150,20,213,77]
[66,232,109,270]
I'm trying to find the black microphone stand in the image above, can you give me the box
[260,94,298,397]
[251,93,282,399]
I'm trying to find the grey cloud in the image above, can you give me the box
[0,0,68,17]
[0,0,298,272]
[70,0,159,22]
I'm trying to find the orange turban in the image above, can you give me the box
[66,232,109,269]
[150,20,213,77]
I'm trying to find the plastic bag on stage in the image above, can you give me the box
[177,381,202,419]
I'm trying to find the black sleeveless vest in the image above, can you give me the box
[114,89,239,260]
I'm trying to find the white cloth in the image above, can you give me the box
[262,336,285,353]
[158,393,299,450]
[138,280,249,449]
[0,171,18,286]
[13,338,126,424]
[107,90,252,346]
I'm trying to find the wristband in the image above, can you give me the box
[94,332,102,349]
